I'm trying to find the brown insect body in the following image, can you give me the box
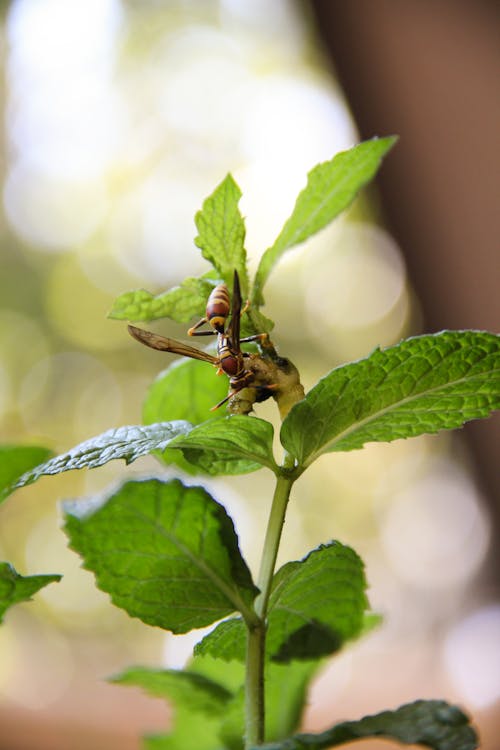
[216,335,241,376]
[211,271,259,408]
[128,271,268,410]
[188,283,230,336]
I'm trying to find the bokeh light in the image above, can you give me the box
[24,514,113,619]
[379,457,490,589]
[304,222,410,360]
[18,352,122,445]
[0,310,50,422]
[7,0,122,180]
[0,612,74,709]
[442,605,500,708]
[4,163,110,250]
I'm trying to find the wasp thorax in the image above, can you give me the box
[220,353,240,376]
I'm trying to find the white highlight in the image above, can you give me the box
[443,605,500,708]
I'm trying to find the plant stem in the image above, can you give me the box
[255,456,295,618]
[244,452,296,749]
[245,621,266,748]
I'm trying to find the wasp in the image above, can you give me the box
[128,271,270,410]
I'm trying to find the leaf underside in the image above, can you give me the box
[251,699,478,750]
[3,422,193,500]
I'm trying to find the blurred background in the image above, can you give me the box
[0,0,499,748]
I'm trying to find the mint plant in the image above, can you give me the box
[1,136,497,750]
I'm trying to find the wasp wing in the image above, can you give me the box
[227,269,242,352]
[128,325,217,364]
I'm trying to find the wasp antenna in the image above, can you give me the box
[210,392,232,411]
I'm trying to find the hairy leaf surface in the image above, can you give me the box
[0,445,53,503]
[253,137,397,304]
[5,422,193,496]
[265,542,368,662]
[250,699,478,750]
[195,174,248,293]
[0,563,61,622]
[108,277,215,323]
[64,479,258,632]
[195,617,245,661]
[168,416,277,474]
[196,542,368,663]
[282,331,500,467]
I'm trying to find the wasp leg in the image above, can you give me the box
[239,333,269,344]
[240,299,250,316]
[188,317,212,336]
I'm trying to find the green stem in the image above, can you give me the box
[245,621,266,748]
[255,456,295,618]
[244,452,296,749]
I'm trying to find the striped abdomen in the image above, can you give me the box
[206,284,230,333]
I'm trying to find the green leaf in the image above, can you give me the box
[117,656,245,750]
[0,562,61,623]
[282,331,500,468]
[4,422,193,496]
[253,137,397,304]
[110,666,233,716]
[168,416,277,475]
[247,307,275,336]
[188,653,245,693]
[264,661,320,743]
[144,359,229,426]
[196,542,369,663]
[108,277,215,323]
[0,445,54,504]
[250,699,478,750]
[265,542,368,662]
[217,660,320,750]
[143,709,225,750]
[142,358,234,474]
[195,174,248,293]
[195,617,246,661]
[63,478,259,632]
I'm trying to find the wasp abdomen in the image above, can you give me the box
[206,284,230,333]
[188,283,230,336]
